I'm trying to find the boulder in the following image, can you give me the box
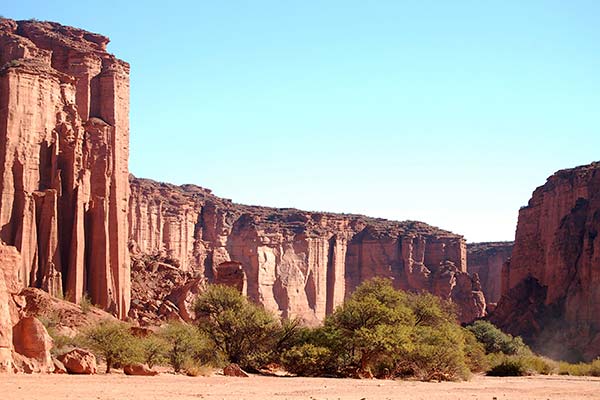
[12,351,38,374]
[223,363,249,377]
[123,363,158,376]
[52,357,67,374]
[12,316,54,373]
[57,348,97,374]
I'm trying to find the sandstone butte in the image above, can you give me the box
[490,162,600,362]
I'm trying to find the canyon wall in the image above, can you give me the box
[491,162,600,361]
[0,19,130,317]
[129,177,486,324]
[467,242,513,304]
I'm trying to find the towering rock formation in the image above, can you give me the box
[467,242,513,304]
[491,162,600,361]
[0,19,130,317]
[129,177,486,324]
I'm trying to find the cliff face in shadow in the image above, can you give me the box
[467,242,513,304]
[129,176,486,324]
[491,162,600,361]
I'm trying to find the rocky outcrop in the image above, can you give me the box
[129,253,205,325]
[491,162,600,361]
[0,18,130,317]
[128,177,485,324]
[467,242,513,303]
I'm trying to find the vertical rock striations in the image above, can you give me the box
[467,242,513,304]
[491,162,600,361]
[128,177,485,324]
[0,18,130,317]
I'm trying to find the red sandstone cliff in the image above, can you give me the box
[0,18,486,374]
[467,242,513,304]
[0,18,130,317]
[491,162,600,361]
[128,177,486,324]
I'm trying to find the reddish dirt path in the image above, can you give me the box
[1,373,599,400]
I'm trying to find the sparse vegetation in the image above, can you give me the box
[140,334,169,368]
[194,284,279,371]
[80,321,141,373]
[80,294,93,314]
[558,359,600,376]
[466,320,528,355]
[159,322,216,372]
[49,279,600,379]
[280,279,478,381]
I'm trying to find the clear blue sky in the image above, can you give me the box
[5,1,600,242]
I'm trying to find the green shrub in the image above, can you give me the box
[47,327,80,356]
[558,358,600,376]
[463,329,489,373]
[467,320,529,355]
[194,285,279,370]
[485,353,556,376]
[522,355,557,375]
[159,322,215,373]
[313,279,472,381]
[399,323,470,381]
[80,321,141,373]
[281,343,333,376]
[80,294,93,314]
[140,334,169,368]
[487,355,530,376]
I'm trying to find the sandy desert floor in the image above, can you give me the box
[1,373,599,400]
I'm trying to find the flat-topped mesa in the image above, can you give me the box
[0,18,130,318]
[467,242,513,304]
[129,176,485,324]
[491,161,600,361]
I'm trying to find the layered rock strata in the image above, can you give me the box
[467,242,513,304]
[129,177,485,324]
[0,19,130,317]
[491,162,600,361]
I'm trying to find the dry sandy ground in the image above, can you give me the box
[1,374,599,400]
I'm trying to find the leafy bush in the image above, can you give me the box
[159,322,215,372]
[466,320,529,355]
[288,279,474,381]
[46,326,80,356]
[399,322,471,381]
[486,353,556,376]
[194,285,279,370]
[322,278,414,376]
[281,343,333,376]
[487,356,530,376]
[462,329,489,373]
[80,321,141,373]
[521,355,557,375]
[140,334,169,368]
[558,358,600,376]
